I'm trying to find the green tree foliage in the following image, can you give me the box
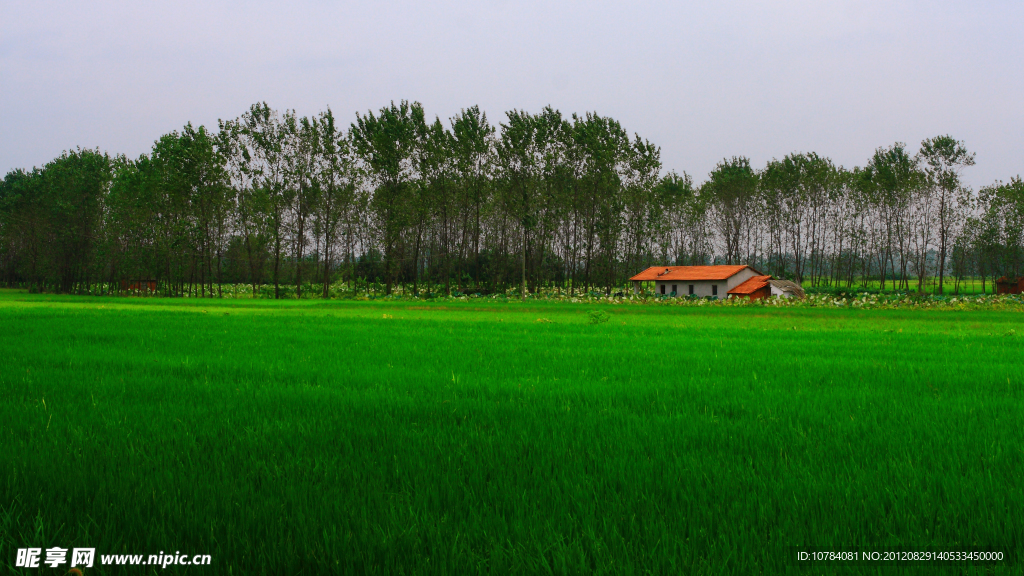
[862,143,922,289]
[309,108,363,298]
[919,135,975,293]
[0,149,110,292]
[705,157,758,265]
[449,106,495,291]
[979,177,1024,279]
[653,170,706,266]
[495,109,543,298]
[351,100,426,295]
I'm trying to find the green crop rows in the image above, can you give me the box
[1,290,1021,574]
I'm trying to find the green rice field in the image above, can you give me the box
[1,290,1022,574]
[806,277,999,295]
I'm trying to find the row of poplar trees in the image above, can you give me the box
[1,100,1022,297]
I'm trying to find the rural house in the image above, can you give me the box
[629,265,765,298]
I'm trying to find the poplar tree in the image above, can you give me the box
[919,135,975,293]
[351,100,425,295]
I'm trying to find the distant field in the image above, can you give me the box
[1,290,1022,575]
[806,277,996,294]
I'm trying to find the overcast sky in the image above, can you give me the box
[2,0,1021,187]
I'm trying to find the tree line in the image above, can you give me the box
[1,100,1022,297]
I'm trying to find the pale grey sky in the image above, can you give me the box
[2,1,1021,187]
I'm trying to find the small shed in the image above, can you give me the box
[120,279,158,293]
[768,279,805,299]
[995,277,1024,294]
[727,275,772,300]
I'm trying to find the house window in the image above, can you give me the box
[672,284,677,295]
[660,284,665,295]
[688,284,694,295]
[712,284,718,296]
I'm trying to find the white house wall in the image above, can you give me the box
[654,279,725,298]
[770,285,796,298]
[725,268,757,291]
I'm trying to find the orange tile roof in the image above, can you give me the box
[727,275,772,295]
[629,265,759,281]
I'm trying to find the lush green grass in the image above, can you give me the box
[1,290,1022,575]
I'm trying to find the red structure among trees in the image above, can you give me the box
[995,277,1024,294]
